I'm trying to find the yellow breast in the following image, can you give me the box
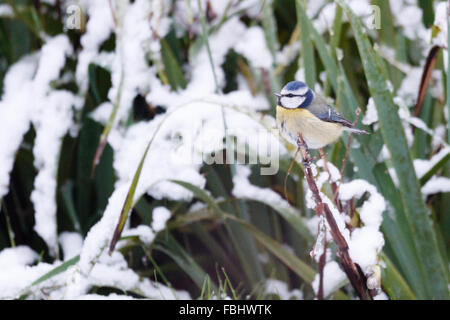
[276,105,343,149]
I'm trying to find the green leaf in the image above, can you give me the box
[91,68,122,174]
[420,152,450,186]
[418,0,434,28]
[170,180,224,215]
[336,73,379,184]
[260,0,278,61]
[381,253,416,300]
[61,181,81,233]
[372,0,396,48]
[338,0,449,299]
[373,163,425,298]
[19,255,80,298]
[242,199,313,243]
[330,4,343,60]
[224,213,348,300]
[76,118,103,231]
[109,136,152,254]
[171,179,265,286]
[160,38,187,90]
[295,0,316,88]
[154,233,218,292]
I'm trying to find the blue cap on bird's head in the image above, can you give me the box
[283,80,307,92]
[274,81,314,109]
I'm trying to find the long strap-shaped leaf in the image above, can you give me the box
[296,0,316,88]
[337,0,449,299]
[171,179,348,299]
[293,3,421,298]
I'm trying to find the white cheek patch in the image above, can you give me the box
[280,96,305,109]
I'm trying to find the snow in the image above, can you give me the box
[276,41,301,67]
[304,161,350,247]
[310,215,327,260]
[151,207,172,232]
[312,3,337,35]
[63,249,191,299]
[106,0,155,126]
[122,225,155,246]
[347,0,373,17]
[414,147,450,179]
[366,265,382,290]
[76,0,115,92]
[311,0,381,34]
[316,159,341,182]
[0,246,61,299]
[73,4,285,282]
[422,177,450,196]
[339,180,385,273]
[433,2,448,47]
[390,0,429,42]
[348,227,384,274]
[295,68,306,83]
[311,261,347,298]
[0,246,38,268]
[404,114,448,148]
[362,98,378,125]
[396,68,422,107]
[432,2,448,69]
[0,4,13,17]
[432,125,446,150]
[31,91,82,256]
[78,185,129,274]
[30,35,81,256]
[339,180,385,228]
[0,54,38,198]
[0,35,78,256]
[0,263,57,299]
[59,232,83,260]
[306,0,328,19]
[306,215,320,236]
[232,165,290,208]
[373,292,389,300]
[306,173,386,294]
[235,26,273,69]
[265,279,303,300]
[0,0,444,301]
[90,102,113,124]
[65,251,191,299]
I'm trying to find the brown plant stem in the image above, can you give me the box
[413,45,442,119]
[284,147,301,202]
[317,227,327,300]
[108,0,118,28]
[297,133,370,300]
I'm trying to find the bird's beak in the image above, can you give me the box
[273,93,281,97]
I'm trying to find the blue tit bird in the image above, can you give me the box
[275,81,368,149]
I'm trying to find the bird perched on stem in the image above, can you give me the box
[275,81,368,150]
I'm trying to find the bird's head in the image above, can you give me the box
[274,81,314,109]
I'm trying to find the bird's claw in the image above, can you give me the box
[296,139,310,155]
[302,158,312,167]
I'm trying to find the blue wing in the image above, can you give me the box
[315,108,354,128]
[307,95,368,134]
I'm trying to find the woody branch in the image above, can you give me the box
[297,132,370,300]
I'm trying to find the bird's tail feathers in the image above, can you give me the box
[344,127,369,134]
